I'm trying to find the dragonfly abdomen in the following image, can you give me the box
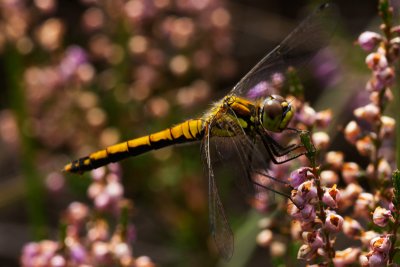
[63,119,205,173]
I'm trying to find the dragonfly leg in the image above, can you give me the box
[261,133,306,164]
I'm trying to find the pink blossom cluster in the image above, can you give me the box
[21,165,155,267]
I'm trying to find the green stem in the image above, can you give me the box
[4,45,47,239]
[396,85,400,169]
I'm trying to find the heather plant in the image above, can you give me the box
[255,0,400,265]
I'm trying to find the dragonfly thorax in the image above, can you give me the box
[260,95,293,132]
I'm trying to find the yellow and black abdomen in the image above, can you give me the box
[63,119,205,173]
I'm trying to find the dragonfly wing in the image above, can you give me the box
[201,126,234,260]
[230,3,337,99]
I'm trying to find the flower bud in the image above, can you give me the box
[136,256,156,267]
[325,151,344,170]
[376,67,395,87]
[355,135,375,157]
[344,121,361,144]
[315,109,332,128]
[355,193,376,218]
[358,31,382,51]
[297,104,316,126]
[343,217,363,238]
[372,207,394,227]
[380,116,395,138]
[354,103,380,123]
[342,162,360,184]
[333,247,361,267]
[361,231,380,247]
[320,170,339,187]
[288,167,311,189]
[312,131,330,150]
[256,229,273,247]
[270,241,287,257]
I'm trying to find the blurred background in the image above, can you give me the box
[0,0,390,266]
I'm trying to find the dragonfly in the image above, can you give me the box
[64,3,335,260]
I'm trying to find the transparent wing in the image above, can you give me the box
[201,108,297,259]
[230,2,337,99]
[201,125,234,260]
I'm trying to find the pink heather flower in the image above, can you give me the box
[104,180,124,200]
[296,104,316,126]
[324,212,343,233]
[315,109,332,128]
[256,229,273,247]
[322,184,341,209]
[68,243,87,264]
[92,241,111,264]
[366,76,385,91]
[333,247,361,267]
[94,193,111,211]
[344,121,361,144]
[358,31,382,51]
[288,167,311,189]
[365,52,388,70]
[342,162,360,184]
[370,235,391,253]
[343,217,364,238]
[376,67,395,86]
[379,116,395,138]
[355,192,376,217]
[365,251,388,267]
[300,204,317,223]
[67,202,89,224]
[50,254,67,267]
[311,131,330,150]
[91,167,106,181]
[355,135,375,157]
[297,180,318,202]
[297,244,315,260]
[320,170,339,186]
[247,81,272,99]
[361,231,380,247]
[325,151,344,170]
[353,103,380,122]
[136,256,156,267]
[271,72,285,88]
[301,231,324,250]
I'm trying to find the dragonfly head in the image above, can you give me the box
[261,95,294,132]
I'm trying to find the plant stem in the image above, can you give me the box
[4,45,47,239]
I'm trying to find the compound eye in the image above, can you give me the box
[264,100,283,120]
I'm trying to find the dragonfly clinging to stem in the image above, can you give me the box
[64,2,336,260]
